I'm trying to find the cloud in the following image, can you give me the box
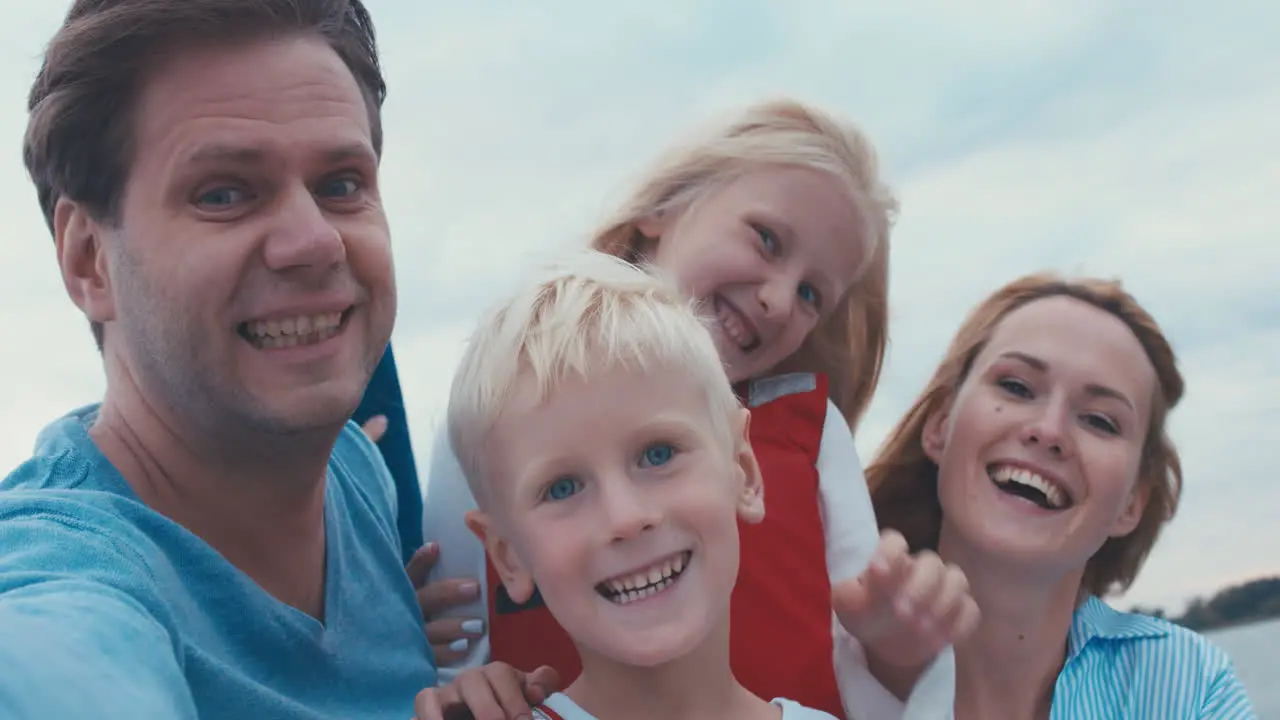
[0,0,1275,612]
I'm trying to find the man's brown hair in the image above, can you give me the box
[23,0,387,349]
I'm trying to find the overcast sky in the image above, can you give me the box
[0,1,1274,612]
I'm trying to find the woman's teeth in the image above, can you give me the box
[989,464,1069,510]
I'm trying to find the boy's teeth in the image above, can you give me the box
[601,552,689,604]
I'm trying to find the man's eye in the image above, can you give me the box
[197,186,247,207]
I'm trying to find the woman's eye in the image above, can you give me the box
[1083,414,1120,435]
[997,377,1032,398]
[545,476,582,501]
[640,443,676,468]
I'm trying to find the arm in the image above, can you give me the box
[816,401,956,720]
[0,513,197,717]
[814,400,908,719]
[420,421,492,680]
[1199,657,1256,719]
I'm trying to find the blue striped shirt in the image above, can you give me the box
[1052,596,1256,718]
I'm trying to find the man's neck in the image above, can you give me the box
[565,620,777,720]
[942,534,1082,720]
[90,372,337,620]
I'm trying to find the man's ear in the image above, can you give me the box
[731,408,766,524]
[1109,482,1150,538]
[921,400,953,465]
[54,198,116,327]
[464,509,535,604]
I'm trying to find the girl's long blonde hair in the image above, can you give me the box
[868,274,1186,597]
[590,99,898,430]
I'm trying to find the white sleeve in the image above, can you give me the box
[816,399,878,585]
[420,421,491,681]
[817,400,955,720]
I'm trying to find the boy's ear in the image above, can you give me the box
[464,510,535,604]
[732,408,766,524]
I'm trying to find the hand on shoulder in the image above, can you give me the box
[413,661,561,720]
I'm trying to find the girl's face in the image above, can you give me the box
[924,296,1157,580]
[638,166,863,383]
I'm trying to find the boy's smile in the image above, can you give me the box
[596,549,692,605]
[472,362,762,668]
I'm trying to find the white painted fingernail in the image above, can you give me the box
[461,619,485,634]
[448,638,469,652]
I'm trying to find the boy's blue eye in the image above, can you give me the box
[641,443,675,467]
[546,476,581,501]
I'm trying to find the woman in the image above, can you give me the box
[864,273,1255,718]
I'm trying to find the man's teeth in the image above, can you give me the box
[991,464,1067,509]
[714,298,758,351]
[244,312,343,349]
[601,552,689,605]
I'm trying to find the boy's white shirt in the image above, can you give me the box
[534,692,841,719]
[422,397,956,719]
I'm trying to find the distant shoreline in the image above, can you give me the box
[1130,576,1280,633]
[1204,615,1280,635]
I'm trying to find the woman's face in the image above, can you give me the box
[637,166,862,383]
[925,295,1158,577]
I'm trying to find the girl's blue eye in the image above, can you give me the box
[546,477,581,501]
[754,224,778,253]
[641,443,675,467]
[798,283,819,305]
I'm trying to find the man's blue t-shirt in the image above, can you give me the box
[0,406,436,719]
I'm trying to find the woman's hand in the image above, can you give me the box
[406,543,487,666]
[832,529,980,668]
[412,662,560,720]
[362,414,389,443]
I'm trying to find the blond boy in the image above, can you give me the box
[444,251,838,720]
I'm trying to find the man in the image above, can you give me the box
[0,1,549,718]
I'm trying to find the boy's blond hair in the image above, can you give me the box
[447,250,743,507]
[591,98,898,431]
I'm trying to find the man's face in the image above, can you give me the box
[96,35,394,436]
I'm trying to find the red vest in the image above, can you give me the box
[487,373,840,717]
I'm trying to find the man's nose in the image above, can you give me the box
[261,185,345,277]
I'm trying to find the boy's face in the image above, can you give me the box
[467,363,763,668]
